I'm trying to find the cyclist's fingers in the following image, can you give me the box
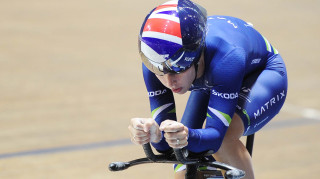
[131,135,150,145]
[164,130,188,139]
[165,135,188,143]
[158,120,171,131]
[165,138,188,149]
[133,135,150,144]
[129,127,150,143]
[143,119,158,132]
[130,118,146,130]
[174,140,188,149]
[135,131,150,137]
[160,120,184,132]
[128,125,150,137]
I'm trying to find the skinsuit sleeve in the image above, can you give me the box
[187,48,246,153]
[142,64,176,152]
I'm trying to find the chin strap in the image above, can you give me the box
[192,49,204,83]
[193,62,199,83]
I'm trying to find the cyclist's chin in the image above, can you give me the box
[176,87,188,94]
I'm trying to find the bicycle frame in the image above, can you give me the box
[109,143,245,179]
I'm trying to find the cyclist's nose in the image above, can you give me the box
[166,73,177,88]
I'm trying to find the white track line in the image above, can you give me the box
[282,103,320,120]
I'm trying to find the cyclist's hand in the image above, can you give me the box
[159,120,188,149]
[128,118,162,145]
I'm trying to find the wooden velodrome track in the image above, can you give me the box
[0,0,319,178]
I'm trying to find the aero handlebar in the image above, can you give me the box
[109,143,245,179]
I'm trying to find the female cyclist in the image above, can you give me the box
[128,0,288,178]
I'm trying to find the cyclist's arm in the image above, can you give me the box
[142,64,177,152]
[187,48,246,153]
[187,94,239,153]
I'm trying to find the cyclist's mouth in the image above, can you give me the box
[172,87,182,93]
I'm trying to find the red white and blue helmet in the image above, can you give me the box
[139,0,207,75]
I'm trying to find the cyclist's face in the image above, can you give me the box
[156,65,195,94]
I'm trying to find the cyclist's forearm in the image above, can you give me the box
[187,127,226,153]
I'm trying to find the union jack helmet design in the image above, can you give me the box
[139,0,207,75]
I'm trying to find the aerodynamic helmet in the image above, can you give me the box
[138,0,207,75]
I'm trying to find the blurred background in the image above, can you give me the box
[0,0,319,178]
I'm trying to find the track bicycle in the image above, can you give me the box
[109,134,254,179]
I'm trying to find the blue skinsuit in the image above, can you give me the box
[142,16,288,153]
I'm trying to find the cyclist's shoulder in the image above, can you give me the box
[206,15,251,36]
[206,15,254,32]
[205,15,263,52]
[200,47,246,92]
[204,46,246,72]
